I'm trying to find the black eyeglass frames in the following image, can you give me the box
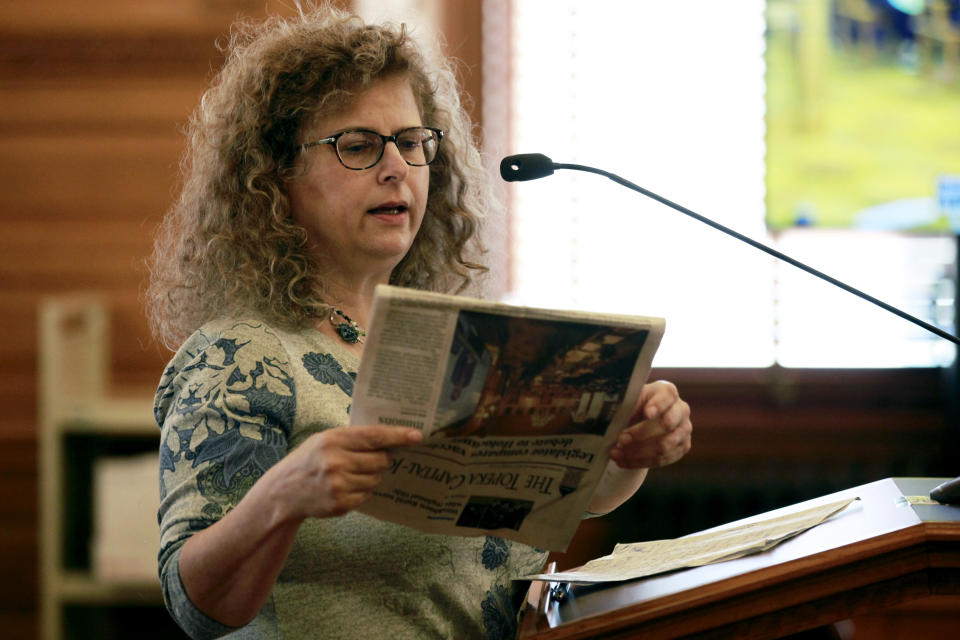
[300,126,443,170]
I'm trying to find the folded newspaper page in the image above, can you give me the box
[523,497,859,582]
[350,285,665,551]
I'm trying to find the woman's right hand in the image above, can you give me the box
[176,424,422,627]
[269,425,423,521]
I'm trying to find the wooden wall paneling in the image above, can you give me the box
[109,291,171,390]
[0,134,187,220]
[439,0,485,133]
[0,292,42,441]
[0,439,39,639]
[0,0,300,37]
[1,77,205,132]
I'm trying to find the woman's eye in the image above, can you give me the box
[341,140,375,155]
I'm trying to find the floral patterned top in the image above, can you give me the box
[156,318,549,639]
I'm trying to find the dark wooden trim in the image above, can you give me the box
[0,31,225,78]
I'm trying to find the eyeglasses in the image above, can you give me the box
[301,126,443,170]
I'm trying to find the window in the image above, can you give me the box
[495,0,956,367]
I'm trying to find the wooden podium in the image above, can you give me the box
[517,478,960,639]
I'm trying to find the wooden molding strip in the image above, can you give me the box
[0,31,225,77]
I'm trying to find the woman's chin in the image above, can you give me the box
[359,239,416,268]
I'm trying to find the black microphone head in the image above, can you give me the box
[500,153,555,182]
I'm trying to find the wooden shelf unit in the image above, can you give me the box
[37,296,185,640]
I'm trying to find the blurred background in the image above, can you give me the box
[1,0,957,638]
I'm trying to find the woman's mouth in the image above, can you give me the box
[367,204,408,215]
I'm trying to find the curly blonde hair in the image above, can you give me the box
[147,4,489,350]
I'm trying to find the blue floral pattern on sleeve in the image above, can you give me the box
[158,323,296,510]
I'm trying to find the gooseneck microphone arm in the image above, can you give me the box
[500,153,960,346]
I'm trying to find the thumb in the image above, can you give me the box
[632,383,659,421]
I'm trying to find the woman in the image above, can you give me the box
[148,6,692,639]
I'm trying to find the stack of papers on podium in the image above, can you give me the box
[524,497,858,583]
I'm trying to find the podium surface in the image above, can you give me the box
[518,477,960,639]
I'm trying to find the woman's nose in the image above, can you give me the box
[377,141,410,181]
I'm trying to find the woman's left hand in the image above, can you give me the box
[608,380,692,470]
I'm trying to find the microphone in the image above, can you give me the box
[500,153,555,182]
[500,153,960,346]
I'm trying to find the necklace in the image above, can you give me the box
[329,308,366,344]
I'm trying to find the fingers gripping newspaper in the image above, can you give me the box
[350,285,665,551]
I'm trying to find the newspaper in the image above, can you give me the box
[350,285,665,551]
[523,497,859,583]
